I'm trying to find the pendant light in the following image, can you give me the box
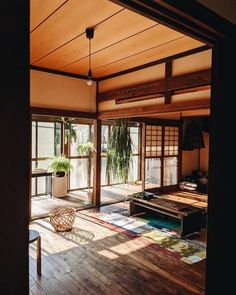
[86,27,94,86]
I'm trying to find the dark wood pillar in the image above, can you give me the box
[0,1,30,294]
[206,39,236,295]
[141,123,146,191]
[93,119,101,206]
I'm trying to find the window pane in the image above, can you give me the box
[101,125,108,153]
[164,126,179,156]
[130,127,139,154]
[101,157,108,185]
[145,158,161,188]
[70,158,89,189]
[32,122,36,158]
[37,159,51,170]
[55,122,62,156]
[145,125,162,157]
[129,155,140,182]
[38,122,55,158]
[32,161,36,171]
[31,161,36,196]
[31,178,36,196]
[37,177,46,195]
[164,157,178,186]
[70,124,90,157]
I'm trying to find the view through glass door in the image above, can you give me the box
[31,115,95,219]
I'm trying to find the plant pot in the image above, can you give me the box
[52,175,68,198]
[85,190,93,205]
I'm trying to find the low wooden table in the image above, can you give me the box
[129,195,203,237]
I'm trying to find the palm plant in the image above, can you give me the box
[106,118,133,184]
[61,117,77,144]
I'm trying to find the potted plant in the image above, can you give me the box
[106,118,133,184]
[77,141,94,204]
[49,155,72,198]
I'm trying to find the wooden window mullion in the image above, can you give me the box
[161,126,165,188]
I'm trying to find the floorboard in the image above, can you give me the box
[29,202,206,295]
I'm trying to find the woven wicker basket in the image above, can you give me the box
[49,207,76,232]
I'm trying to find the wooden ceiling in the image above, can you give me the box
[30,0,204,79]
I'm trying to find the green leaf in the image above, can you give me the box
[61,117,77,144]
[106,118,133,184]
[49,155,72,176]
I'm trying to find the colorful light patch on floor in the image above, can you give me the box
[94,212,206,264]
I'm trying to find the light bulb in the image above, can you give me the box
[87,69,93,86]
[86,78,93,86]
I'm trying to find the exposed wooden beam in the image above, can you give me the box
[30,65,98,81]
[30,107,97,119]
[116,93,163,104]
[174,85,210,95]
[131,117,181,126]
[99,98,210,119]
[141,123,146,191]
[109,1,236,45]
[99,69,211,102]
[98,45,210,81]
[164,60,172,104]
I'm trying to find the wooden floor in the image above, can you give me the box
[31,191,89,219]
[29,202,206,295]
[101,183,142,204]
[32,184,142,219]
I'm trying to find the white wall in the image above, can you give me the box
[30,70,96,112]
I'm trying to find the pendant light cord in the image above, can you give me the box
[89,37,91,73]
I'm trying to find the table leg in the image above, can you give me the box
[180,211,202,237]
[37,235,41,275]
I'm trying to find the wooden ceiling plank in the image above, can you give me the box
[98,45,209,81]
[98,99,210,119]
[98,69,211,102]
[30,0,122,63]
[30,0,67,32]
[91,37,203,77]
[61,24,185,73]
[33,9,157,69]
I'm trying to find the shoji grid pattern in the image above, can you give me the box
[145,125,162,157]
[164,126,179,156]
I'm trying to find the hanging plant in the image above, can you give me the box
[61,117,77,144]
[106,118,133,184]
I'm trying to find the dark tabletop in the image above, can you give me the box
[29,229,40,243]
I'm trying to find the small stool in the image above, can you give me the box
[29,229,41,275]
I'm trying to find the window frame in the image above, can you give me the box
[101,121,142,187]
[144,122,181,193]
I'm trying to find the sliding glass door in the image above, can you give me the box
[31,121,62,196]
